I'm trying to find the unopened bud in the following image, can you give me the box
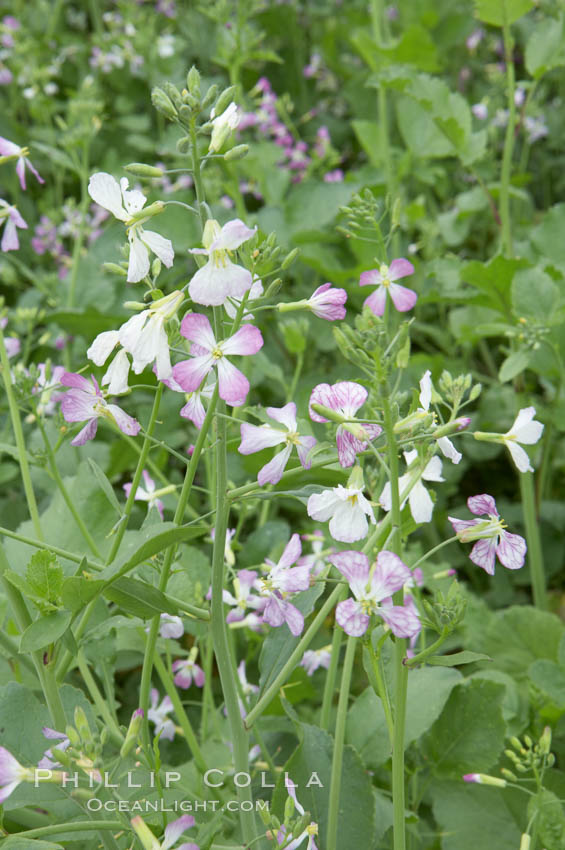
[462,773,507,787]
[179,104,195,123]
[519,834,531,850]
[120,709,144,758]
[151,87,177,120]
[74,707,91,745]
[539,726,552,755]
[202,83,218,109]
[433,417,471,439]
[65,726,81,748]
[265,278,282,298]
[163,81,182,110]
[284,794,295,822]
[177,137,191,154]
[214,85,237,118]
[187,66,201,96]
[224,144,249,161]
[281,247,300,269]
[102,262,128,276]
[151,258,162,277]
[469,383,482,401]
[500,768,517,781]
[124,163,164,178]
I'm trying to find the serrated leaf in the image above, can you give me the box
[26,551,63,604]
[475,0,533,26]
[87,458,123,516]
[103,577,179,619]
[3,569,56,610]
[426,651,492,667]
[20,610,72,652]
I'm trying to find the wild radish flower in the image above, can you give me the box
[159,614,184,639]
[60,372,141,446]
[131,814,198,850]
[330,550,421,638]
[160,372,216,429]
[0,200,27,251]
[298,531,330,578]
[278,777,319,850]
[119,290,184,380]
[172,648,205,689]
[0,747,35,803]
[209,101,240,152]
[123,470,169,520]
[380,450,444,524]
[87,172,174,282]
[188,218,256,307]
[223,569,265,626]
[448,494,526,575]
[148,689,176,741]
[360,258,417,316]
[307,466,376,543]
[224,275,264,320]
[309,380,382,467]
[300,646,331,676]
[259,533,312,636]
[474,407,544,473]
[419,370,463,464]
[0,136,44,190]
[172,313,263,406]
[239,402,317,486]
[280,284,347,321]
[38,728,71,770]
[29,363,66,416]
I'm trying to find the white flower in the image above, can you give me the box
[88,172,174,283]
[419,370,461,464]
[503,407,544,473]
[380,450,444,524]
[209,102,240,152]
[188,218,256,307]
[307,476,376,543]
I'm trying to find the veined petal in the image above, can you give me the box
[140,228,174,268]
[61,372,96,392]
[363,287,387,317]
[215,357,250,405]
[329,550,369,599]
[296,435,317,469]
[496,531,526,570]
[277,533,302,570]
[379,599,421,638]
[371,551,412,601]
[308,383,334,422]
[283,601,304,636]
[120,178,146,216]
[70,418,98,446]
[469,538,497,575]
[359,268,383,287]
[263,595,286,628]
[221,324,263,356]
[162,815,196,850]
[1,217,19,251]
[332,381,368,417]
[273,564,311,594]
[87,330,120,366]
[210,219,256,251]
[467,494,497,517]
[179,312,216,350]
[180,393,206,428]
[335,598,369,636]
[118,311,148,354]
[106,404,141,436]
[88,172,128,221]
[504,439,533,473]
[336,427,360,468]
[172,355,214,393]
[127,232,150,283]
[61,390,97,422]
[437,436,462,464]
[389,282,418,312]
[258,444,292,485]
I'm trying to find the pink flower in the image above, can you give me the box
[222,569,266,627]
[0,317,20,359]
[259,534,312,636]
[0,136,44,190]
[172,651,205,689]
[188,218,256,307]
[60,372,141,446]
[124,470,165,519]
[330,550,421,638]
[148,690,176,741]
[239,402,317,486]
[0,200,27,251]
[160,371,216,429]
[448,494,526,576]
[300,646,331,676]
[309,381,382,467]
[131,813,198,850]
[235,660,259,718]
[360,259,417,316]
[159,614,184,639]
[307,283,347,320]
[0,747,32,803]
[172,313,263,407]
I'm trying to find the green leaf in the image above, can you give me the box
[3,569,56,610]
[61,576,105,612]
[101,521,207,581]
[474,0,533,26]
[528,789,565,849]
[86,458,123,516]
[46,309,127,338]
[431,781,524,850]
[352,120,382,167]
[480,605,564,678]
[512,267,560,321]
[346,667,462,769]
[103,577,178,619]
[20,611,72,652]
[26,551,63,604]
[526,14,565,78]
[529,659,565,707]
[421,679,506,776]
[462,255,530,313]
[531,204,565,268]
[426,651,492,666]
[499,350,532,383]
[2,839,65,850]
[271,725,375,850]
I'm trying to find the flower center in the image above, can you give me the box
[212,248,229,269]
[379,263,391,287]
[212,346,223,360]
[286,431,301,446]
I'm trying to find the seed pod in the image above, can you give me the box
[102,262,128,276]
[124,163,164,177]
[224,144,249,161]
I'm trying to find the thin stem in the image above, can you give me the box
[66,139,91,310]
[326,635,356,850]
[520,472,547,610]
[409,536,458,572]
[0,327,43,539]
[499,7,516,257]
[287,352,304,402]
[367,641,394,743]
[403,630,448,668]
[8,821,124,840]
[320,588,346,731]
[153,652,208,773]
[76,651,123,745]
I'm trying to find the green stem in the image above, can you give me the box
[7,821,124,840]
[37,420,103,559]
[0,328,42,539]
[367,642,394,743]
[153,652,208,773]
[520,472,547,610]
[287,352,304,402]
[320,589,346,731]
[499,7,516,257]
[326,635,356,850]
[76,650,123,745]
[245,584,344,728]
[403,629,448,668]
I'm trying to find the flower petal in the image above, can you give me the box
[307,489,341,522]
[277,533,302,570]
[469,538,497,575]
[172,355,214,393]
[70,418,98,446]
[408,481,434,524]
[221,324,263,356]
[87,330,120,366]
[372,551,412,601]
[258,444,292,485]
[363,287,387,317]
[467,494,498,517]
[140,228,174,268]
[505,439,534,473]
[507,407,543,444]
[162,815,196,850]
[329,550,369,598]
[359,269,382,287]
[211,219,256,251]
[180,312,216,350]
[215,357,250,406]
[127,232,150,283]
[266,402,297,431]
[388,258,415,281]
[419,370,432,411]
[496,531,527,570]
[335,598,369,637]
[239,422,287,454]
[105,403,141,436]
[88,172,127,221]
[389,283,418,312]
[102,349,130,395]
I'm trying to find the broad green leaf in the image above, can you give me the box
[475,0,533,26]
[421,679,506,776]
[529,659,565,707]
[470,670,529,736]
[87,458,123,516]
[462,255,530,314]
[512,267,560,322]
[238,520,290,567]
[103,577,178,619]
[271,725,375,850]
[258,584,325,694]
[26,551,63,604]
[61,576,105,612]
[3,569,56,610]
[2,840,64,850]
[20,610,72,652]
[426,650,492,666]
[528,789,565,848]
[101,521,208,581]
[431,781,523,850]
[479,605,564,677]
[46,309,126,337]
[346,667,462,769]
[352,120,382,167]
[396,97,453,158]
[499,350,531,383]
[526,14,565,78]
[531,204,565,268]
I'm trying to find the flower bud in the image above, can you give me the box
[432,417,471,439]
[500,768,517,781]
[259,805,272,826]
[131,816,159,850]
[151,87,177,120]
[394,411,434,435]
[538,726,552,755]
[281,247,300,269]
[177,137,191,154]
[214,85,237,117]
[124,163,164,178]
[65,725,81,748]
[102,262,128,276]
[224,144,249,161]
[74,706,92,746]
[187,65,201,96]
[462,773,507,787]
[163,81,183,110]
[265,278,282,298]
[284,793,295,822]
[151,258,162,278]
[202,83,218,109]
[120,709,144,758]
[519,835,531,850]
[179,104,194,123]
